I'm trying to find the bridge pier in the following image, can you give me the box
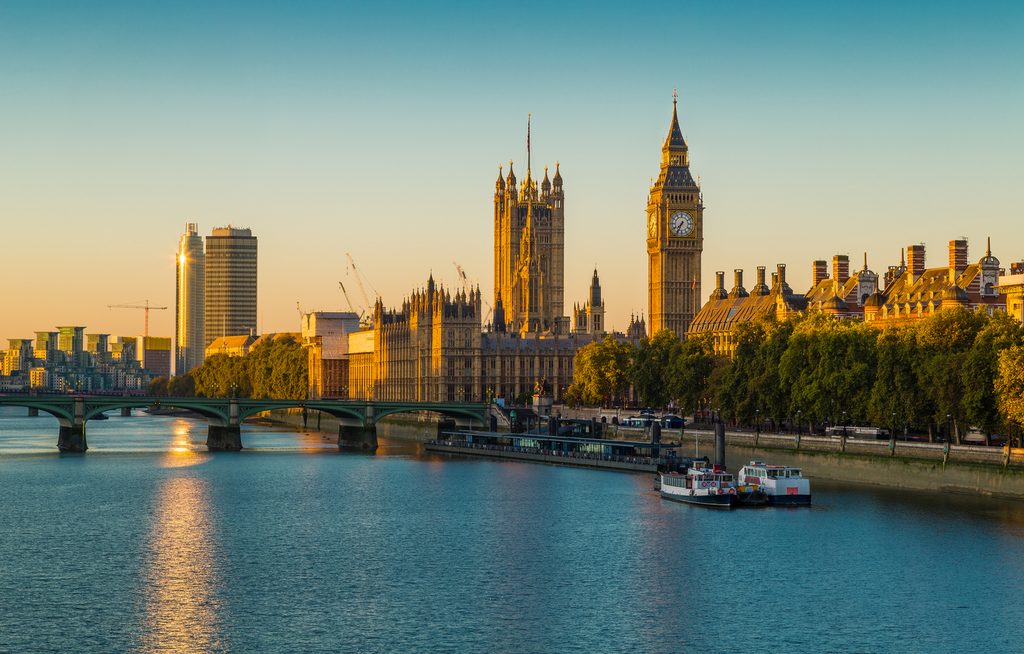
[207,424,242,451]
[58,424,87,452]
[27,407,39,417]
[120,407,132,417]
[339,424,377,450]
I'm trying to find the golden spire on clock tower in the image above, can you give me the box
[647,90,704,339]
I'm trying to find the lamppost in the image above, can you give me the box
[891,411,897,450]
[946,413,952,444]
[797,409,802,437]
[842,410,848,438]
[755,408,761,444]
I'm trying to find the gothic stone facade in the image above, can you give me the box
[647,95,704,337]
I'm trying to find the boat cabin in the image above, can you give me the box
[738,461,804,484]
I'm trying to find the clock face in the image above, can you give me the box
[670,211,694,237]
[647,213,657,238]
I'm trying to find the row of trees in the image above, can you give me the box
[567,309,1024,442]
[148,335,308,399]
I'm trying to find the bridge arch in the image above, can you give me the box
[236,400,366,425]
[0,400,74,426]
[82,399,230,425]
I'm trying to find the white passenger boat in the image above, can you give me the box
[736,461,811,506]
[659,462,739,509]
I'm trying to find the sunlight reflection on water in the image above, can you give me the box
[141,475,223,653]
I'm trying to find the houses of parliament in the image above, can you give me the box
[305,91,1019,401]
[308,102,693,403]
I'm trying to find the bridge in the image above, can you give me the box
[0,395,489,452]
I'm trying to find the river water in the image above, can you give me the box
[2,407,1023,653]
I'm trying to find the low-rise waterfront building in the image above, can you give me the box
[301,311,360,399]
[690,238,1007,356]
[998,261,1024,324]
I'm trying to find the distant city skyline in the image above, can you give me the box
[1,1,1022,342]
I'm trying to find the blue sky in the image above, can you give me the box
[1,1,1021,339]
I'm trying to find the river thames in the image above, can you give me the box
[2,408,1024,653]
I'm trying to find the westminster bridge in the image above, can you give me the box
[0,395,489,452]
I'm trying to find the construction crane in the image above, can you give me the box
[338,281,364,320]
[345,253,379,325]
[108,300,168,338]
[453,261,470,293]
[452,260,494,325]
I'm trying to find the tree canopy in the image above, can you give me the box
[149,335,308,399]
[565,309,1024,442]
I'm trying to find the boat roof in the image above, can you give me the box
[743,460,800,470]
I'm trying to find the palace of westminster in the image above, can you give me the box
[301,96,1023,403]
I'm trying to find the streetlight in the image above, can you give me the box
[755,408,761,442]
[797,409,802,437]
[946,413,952,444]
[842,410,848,438]
[891,412,897,441]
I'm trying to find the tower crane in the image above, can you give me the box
[108,300,168,338]
[453,261,470,294]
[338,281,364,321]
[452,260,493,325]
[345,253,379,326]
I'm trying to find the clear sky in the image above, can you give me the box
[1,0,1021,342]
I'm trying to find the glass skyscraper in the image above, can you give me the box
[175,223,205,375]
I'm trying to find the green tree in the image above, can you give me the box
[914,308,986,442]
[961,313,1024,440]
[567,335,632,407]
[995,345,1024,441]
[668,333,716,414]
[147,377,169,396]
[868,327,926,436]
[630,329,680,408]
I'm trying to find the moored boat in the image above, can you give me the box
[736,461,812,506]
[659,462,738,509]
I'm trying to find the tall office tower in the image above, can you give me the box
[175,223,205,374]
[204,226,258,348]
[647,92,704,337]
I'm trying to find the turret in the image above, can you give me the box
[979,236,1000,297]
[541,166,551,197]
[821,282,848,315]
[857,253,879,305]
[552,161,563,195]
[505,161,517,196]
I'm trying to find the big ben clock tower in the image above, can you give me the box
[647,91,703,337]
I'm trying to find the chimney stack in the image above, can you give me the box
[907,244,926,280]
[948,239,968,281]
[833,255,850,284]
[729,269,748,298]
[812,260,828,287]
[710,271,727,300]
[777,263,790,294]
[752,266,769,296]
